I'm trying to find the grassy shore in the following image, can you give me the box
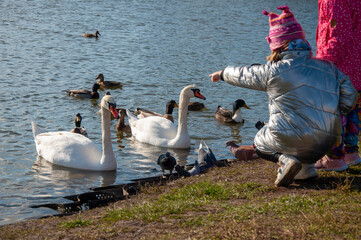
[1,159,360,240]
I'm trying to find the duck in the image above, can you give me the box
[116,108,131,133]
[82,30,100,38]
[225,140,259,161]
[126,85,206,149]
[188,102,205,111]
[255,121,266,130]
[70,113,88,137]
[135,100,178,123]
[31,94,120,171]
[66,83,100,99]
[95,73,122,89]
[157,152,177,175]
[215,99,250,124]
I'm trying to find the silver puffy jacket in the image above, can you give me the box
[222,50,357,163]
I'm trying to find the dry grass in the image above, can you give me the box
[1,159,360,240]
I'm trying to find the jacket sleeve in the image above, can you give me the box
[221,64,270,91]
[339,70,358,115]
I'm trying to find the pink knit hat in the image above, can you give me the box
[263,6,305,51]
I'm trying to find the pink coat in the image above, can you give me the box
[316,0,361,90]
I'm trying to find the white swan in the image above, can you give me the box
[31,94,119,171]
[126,85,206,149]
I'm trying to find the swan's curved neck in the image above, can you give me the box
[177,93,190,137]
[101,107,116,168]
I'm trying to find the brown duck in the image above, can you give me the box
[188,101,205,111]
[66,83,100,99]
[116,108,131,133]
[82,30,100,38]
[134,100,178,122]
[96,73,123,89]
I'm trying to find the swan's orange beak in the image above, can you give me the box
[195,91,206,100]
[110,106,119,119]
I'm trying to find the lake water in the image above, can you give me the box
[0,0,318,225]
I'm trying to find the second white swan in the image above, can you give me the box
[127,85,206,149]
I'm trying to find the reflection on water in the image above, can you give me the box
[115,129,132,145]
[33,157,116,187]
[229,124,244,144]
[129,140,190,168]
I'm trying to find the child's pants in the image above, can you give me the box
[254,148,281,163]
[327,91,361,158]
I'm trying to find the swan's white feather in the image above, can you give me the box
[127,110,178,147]
[132,116,176,139]
[34,129,102,170]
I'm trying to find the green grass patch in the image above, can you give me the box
[163,180,231,201]
[219,190,361,237]
[60,218,92,228]
[180,216,206,227]
[102,181,273,224]
[255,194,326,215]
[228,192,361,216]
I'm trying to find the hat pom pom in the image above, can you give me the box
[262,10,269,16]
[277,5,289,11]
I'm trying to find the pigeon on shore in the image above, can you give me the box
[157,152,177,175]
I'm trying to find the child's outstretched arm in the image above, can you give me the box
[209,64,269,92]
